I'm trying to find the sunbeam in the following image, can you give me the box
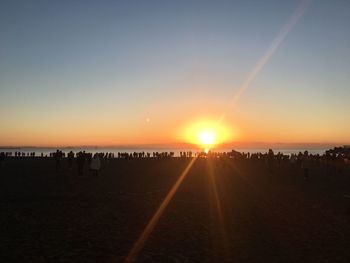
[207,158,230,261]
[124,157,197,262]
[218,0,312,124]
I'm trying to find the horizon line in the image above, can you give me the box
[0,142,348,150]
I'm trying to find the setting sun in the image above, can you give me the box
[179,119,236,149]
[198,129,216,146]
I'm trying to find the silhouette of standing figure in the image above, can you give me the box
[90,153,101,176]
[77,152,85,176]
[67,151,74,170]
[301,159,309,180]
[0,152,5,168]
[267,149,274,175]
[55,150,63,170]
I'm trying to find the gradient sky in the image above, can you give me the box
[1,0,349,147]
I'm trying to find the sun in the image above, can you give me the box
[179,119,235,150]
[198,129,216,146]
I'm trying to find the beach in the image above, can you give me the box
[1,157,350,262]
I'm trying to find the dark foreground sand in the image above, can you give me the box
[1,157,350,262]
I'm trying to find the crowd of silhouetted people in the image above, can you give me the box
[1,147,349,179]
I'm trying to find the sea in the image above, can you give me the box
[0,147,330,157]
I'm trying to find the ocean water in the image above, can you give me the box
[0,147,329,157]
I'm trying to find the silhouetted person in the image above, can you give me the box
[267,149,274,174]
[0,152,5,168]
[55,150,63,170]
[90,153,101,176]
[67,151,74,169]
[301,158,309,180]
[86,153,92,167]
[77,152,85,176]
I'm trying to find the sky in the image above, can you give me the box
[0,0,349,147]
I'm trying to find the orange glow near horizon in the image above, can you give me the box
[1,111,349,147]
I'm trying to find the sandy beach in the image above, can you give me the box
[0,157,349,262]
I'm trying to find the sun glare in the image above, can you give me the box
[198,129,216,146]
[180,119,235,150]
